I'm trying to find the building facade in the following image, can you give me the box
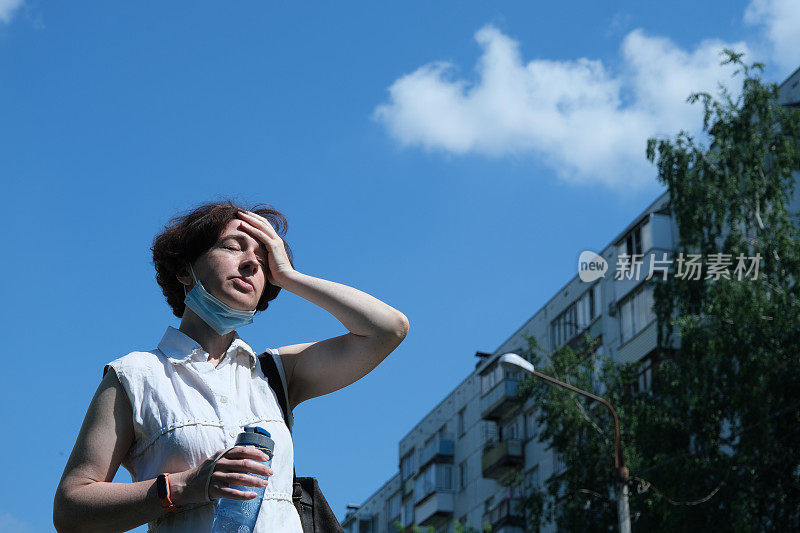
[341,68,800,533]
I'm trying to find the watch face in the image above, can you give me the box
[157,474,168,499]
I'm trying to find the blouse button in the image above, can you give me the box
[229,429,238,438]
[219,396,228,404]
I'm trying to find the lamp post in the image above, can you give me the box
[499,353,631,533]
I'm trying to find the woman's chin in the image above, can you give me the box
[225,294,257,312]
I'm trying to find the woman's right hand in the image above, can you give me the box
[171,446,274,506]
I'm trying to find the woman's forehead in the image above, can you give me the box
[218,220,266,251]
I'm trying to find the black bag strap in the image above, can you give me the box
[258,351,298,481]
[260,351,345,532]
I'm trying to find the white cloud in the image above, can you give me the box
[0,0,23,24]
[744,0,800,74]
[374,25,747,189]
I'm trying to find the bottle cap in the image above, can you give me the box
[235,425,275,456]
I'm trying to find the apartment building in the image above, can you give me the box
[341,68,800,533]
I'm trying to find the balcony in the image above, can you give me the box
[481,378,521,421]
[482,439,524,481]
[413,463,454,505]
[415,492,454,527]
[482,498,526,530]
[418,434,455,470]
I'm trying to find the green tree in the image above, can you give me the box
[519,51,800,531]
[516,333,628,531]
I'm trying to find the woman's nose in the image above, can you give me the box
[243,253,260,274]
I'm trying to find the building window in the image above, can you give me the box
[578,292,591,330]
[502,415,520,440]
[459,460,467,490]
[618,217,652,259]
[553,452,566,476]
[552,285,603,352]
[550,301,577,350]
[387,492,401,521]
[634,352,659,392]
[458,408,465,437]
[438,464,454,490]
[401,450,416,480]
[482,420,498,444]
[402,498,414,527]
[619,283,656,343]
[482,363,526,395]
[481,365,500,394]
[577,283,602,329]
[358,517,374,533]
[592,345,606,394]
[524,467,540,490]
[414,463,454,502]
[416,464,433,501]
[638,357,653,391]
[594,283,602,318]
[525,411,537,440]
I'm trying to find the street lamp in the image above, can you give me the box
[499,353,632,533]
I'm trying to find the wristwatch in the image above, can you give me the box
[156,473,182,511]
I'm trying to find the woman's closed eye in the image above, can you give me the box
[222,244,265,266]
[232,247,266,266]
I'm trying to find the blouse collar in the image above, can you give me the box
[157,326,258,369]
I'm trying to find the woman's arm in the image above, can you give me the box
[275,270,410,411]
[236,210,410,410]
[53,369,172,532]
[54,369,275,532]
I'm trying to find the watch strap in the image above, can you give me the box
[157,473,181,511]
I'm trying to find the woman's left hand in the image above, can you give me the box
[235,210,296,288]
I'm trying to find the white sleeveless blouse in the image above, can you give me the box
[103,326,303,532]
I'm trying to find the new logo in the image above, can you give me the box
[578,251,608,282]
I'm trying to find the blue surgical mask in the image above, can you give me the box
[183,264,256,335]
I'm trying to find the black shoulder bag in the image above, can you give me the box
[259,352,344,533]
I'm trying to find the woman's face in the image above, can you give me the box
[186,218,268,312]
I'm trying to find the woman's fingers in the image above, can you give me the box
[208,473,265,500]
[213,483,260,500]
[224,445,269,462]
[236,211,279,240]
[209,472,268,500]
[200,445,273,501]
[210,470,268,490]
[217,457,273,477]
[220,471,270,487]
[219,446,273,476]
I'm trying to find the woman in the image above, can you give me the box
[53,201,410,532]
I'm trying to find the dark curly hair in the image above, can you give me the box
[151,199,295,318]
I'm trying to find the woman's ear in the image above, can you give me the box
[176,263,192,287]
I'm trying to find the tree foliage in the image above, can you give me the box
[518,51,800,531]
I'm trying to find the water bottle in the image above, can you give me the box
[211,426,274,533]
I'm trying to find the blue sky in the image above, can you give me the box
[1,1,797,531]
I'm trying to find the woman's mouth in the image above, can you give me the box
[233,277,254,291]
